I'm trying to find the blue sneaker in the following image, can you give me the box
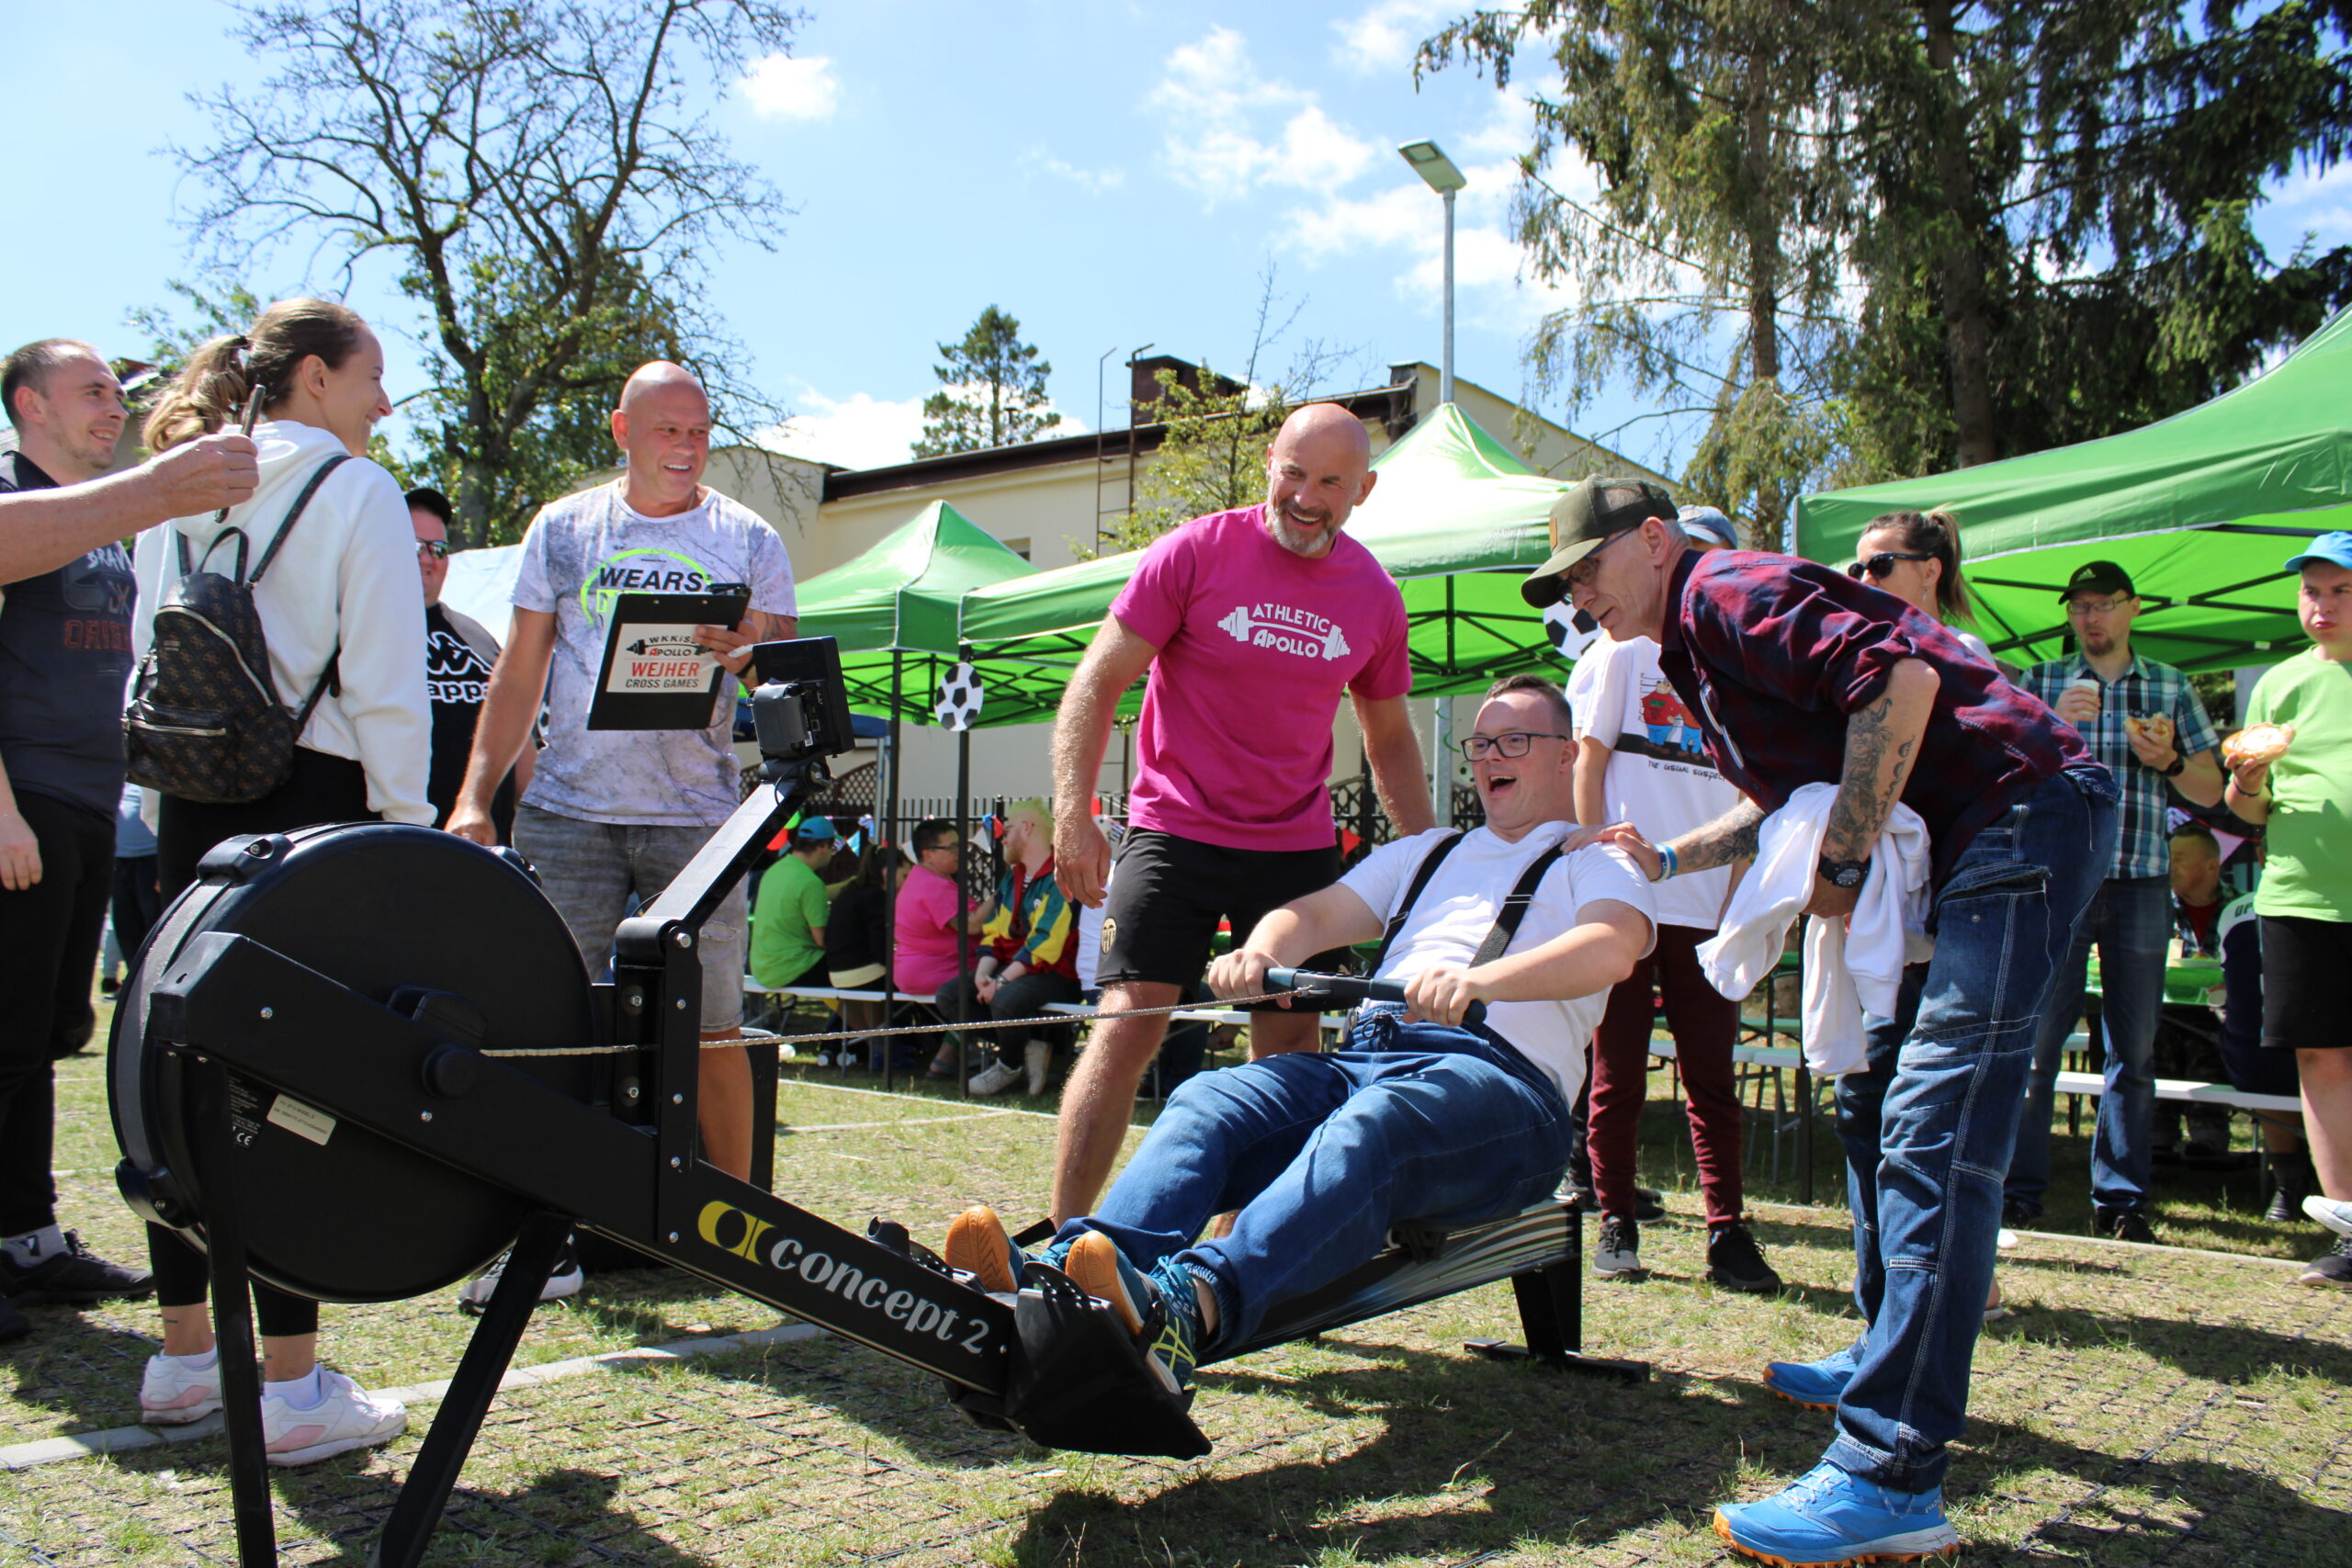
[1762,1344,1862,1413]
[1713,1462,1959,1565]
[1064,1231,1203,1394]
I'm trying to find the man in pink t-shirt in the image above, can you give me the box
[1046,402,1433,1223]
[895,818,984,996]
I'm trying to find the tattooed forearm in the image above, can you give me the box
[1668,798,1767,874]
[1822,659,1938,863]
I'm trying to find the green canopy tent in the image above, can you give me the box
[1792,309,2352,674]
[789,502,1035,1087]
[953,403,1579,728]
[793,498,1038,723]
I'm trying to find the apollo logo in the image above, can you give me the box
[1216,603,1351,660]
[695,1201,991,1354]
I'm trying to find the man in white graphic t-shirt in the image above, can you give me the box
[448,363,797,1184]
[1565,500,1778,1292]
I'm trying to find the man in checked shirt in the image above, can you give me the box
[1522,479,2116,1568]
[2004,560,2226,1244]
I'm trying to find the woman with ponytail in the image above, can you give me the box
[128,298,427,1463]
[1849,509,2004,669]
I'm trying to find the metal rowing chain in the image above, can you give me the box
[474,992,1301,1058]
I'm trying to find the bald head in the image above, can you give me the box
[612,361,713,518]
[619,360,707,415]
[1262,401,1377,558]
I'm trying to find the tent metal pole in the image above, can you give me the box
[955,721,972,1100]
[882,651,903,1091]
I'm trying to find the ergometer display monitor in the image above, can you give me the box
[107,638,1643,1568]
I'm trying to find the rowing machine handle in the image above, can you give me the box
[1262,968,1485,1031]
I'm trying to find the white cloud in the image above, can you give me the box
[762,386,1089,471]
[1023,151,1126,196]
[762,389,923,469]
[739,53,839,121]
[2269,160,2352,240]
[1147,27,1379,203]
[1329,1,1450,76]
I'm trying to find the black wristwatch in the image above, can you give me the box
[2159,750,2188,778]
[1817,853,1871,890]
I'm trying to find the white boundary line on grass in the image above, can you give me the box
[0,1320,830,1472]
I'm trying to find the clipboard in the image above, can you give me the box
[586,588,752,730]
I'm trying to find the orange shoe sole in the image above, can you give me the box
[945,1206,1016,1294]
[1712,1512,1957,1565]
[1762,1382,1839,1414]
[1062,1232,1147,1335]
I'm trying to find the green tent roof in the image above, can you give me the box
[954,404,1579,723]
[793,500,1036,719]
[1793,310,2352,673]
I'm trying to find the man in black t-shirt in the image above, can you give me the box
[407,488,526,839]
[0,339,158,1340]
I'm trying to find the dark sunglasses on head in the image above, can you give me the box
[416,540,450,559]
[1847,550,1933,581]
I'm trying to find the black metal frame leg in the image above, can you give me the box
[370,1210,571,1568]
[187,1055,278,1568]
[1465,1210,1649,1383]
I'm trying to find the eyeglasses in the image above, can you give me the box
[2065,596,2132,618]
[923,840,960,855]
[416,540,449,559]
[1564,526,1639,590]
[1460,730,1568,760]
[1847,551,1933,581]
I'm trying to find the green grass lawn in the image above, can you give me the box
[2,998,2346,1566]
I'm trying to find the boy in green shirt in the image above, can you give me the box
[2225,531,2352,1286]
[751,818,839,990]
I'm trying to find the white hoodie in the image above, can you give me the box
[132,419,434,826]
[1694,782,1934,1076]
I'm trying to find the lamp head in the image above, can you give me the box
[1398,140,1466,194]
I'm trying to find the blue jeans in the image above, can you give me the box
[1066,1008,1573,1354]
[1830,767,2117,1493]
[2004,874,2170,1216]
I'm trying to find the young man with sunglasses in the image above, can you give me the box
[944,675,1653,1396]
[1523,481,2113,1566]
[408,488,529,839]
[1562,487,1778,1291]
[2005,560,2225,1244]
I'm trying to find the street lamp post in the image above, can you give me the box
[1399,139,1466,824]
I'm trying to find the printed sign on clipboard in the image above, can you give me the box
[586,588,751,730]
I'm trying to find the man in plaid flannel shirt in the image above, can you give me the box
[2005,559,2226,1242]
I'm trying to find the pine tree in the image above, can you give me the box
[913,307,1061,457]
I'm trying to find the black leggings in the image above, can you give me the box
[147,747,379,1337]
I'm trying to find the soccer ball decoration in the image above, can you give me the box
[1542,602,1599,663]
[934,662,986,730]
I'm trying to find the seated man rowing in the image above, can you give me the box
[943,674,1655,1392]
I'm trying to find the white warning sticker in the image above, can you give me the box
[266,1094,337,1147]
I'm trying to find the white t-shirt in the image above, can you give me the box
[511,480,797,827]
[1568,633,1741,931]
[1337,822,1657,1102]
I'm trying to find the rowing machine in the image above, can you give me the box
[107,640,1639,1568]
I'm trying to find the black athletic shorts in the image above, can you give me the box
[2260,913,2352,1054]
[1095,828,1351,1008]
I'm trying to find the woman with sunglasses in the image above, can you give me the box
[1849,510,2001,668]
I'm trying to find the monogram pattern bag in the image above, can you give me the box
[124,456,349,804]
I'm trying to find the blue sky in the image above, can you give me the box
[6,1,2348,479]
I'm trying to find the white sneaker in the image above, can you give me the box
[458,1238,583,1315]
[2305,1195,2352,1238]
[1023,1038,1052,1098]
[139,1353,222,1426]
[967,1060,1022,1097]
[262,1371,406,1466]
